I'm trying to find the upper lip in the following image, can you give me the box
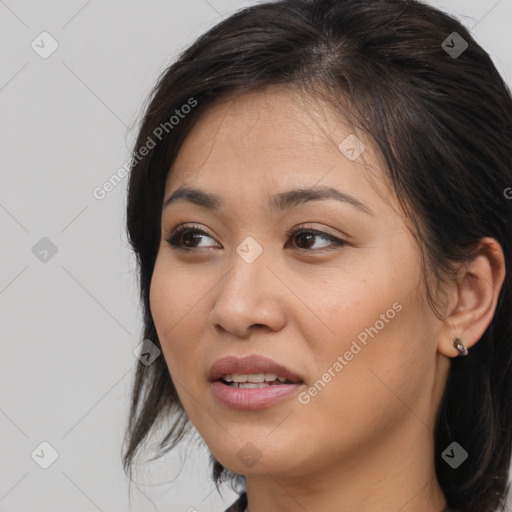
[208,355,304,383]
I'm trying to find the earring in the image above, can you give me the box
[453,337,468,357]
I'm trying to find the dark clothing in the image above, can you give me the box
[224,491,459,512]
[224,491,247,512]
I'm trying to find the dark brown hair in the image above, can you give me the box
[122,1,512,510]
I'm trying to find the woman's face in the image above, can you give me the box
[150,87,450,481]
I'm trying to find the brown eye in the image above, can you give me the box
[181,231,203,248]
[294,231,316,249]
[287,227,347,252]
[166,224,347,253]
[166,224,218,251]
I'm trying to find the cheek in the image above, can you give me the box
[149,258,216,409]
[343,298,433,410]
[292,306,430,463]
[299,255,431,418]
[150,258,202,337]
[149,261,196,373]
[149,262,173,338]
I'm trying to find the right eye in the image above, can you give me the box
[166,224,219,251]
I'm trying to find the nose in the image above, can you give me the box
[209,246,287,338]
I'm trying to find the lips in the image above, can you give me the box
[208,354,304,384]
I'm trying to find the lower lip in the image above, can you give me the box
[211,380,303,409]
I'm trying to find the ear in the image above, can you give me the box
[438,237,506,358]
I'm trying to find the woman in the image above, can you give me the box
[122,1,512,511]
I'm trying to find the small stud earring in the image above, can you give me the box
[453,337,468,356]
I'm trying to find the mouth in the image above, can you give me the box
[211,378,304,409]
[208,354,305,409]
[208,354,304,383]
[218,373,302,388]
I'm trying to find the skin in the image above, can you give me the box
[149,86,505,512]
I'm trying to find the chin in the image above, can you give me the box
[212,443,306,477]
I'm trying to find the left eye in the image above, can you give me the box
[166,224,347,252]
[285,227,347,251]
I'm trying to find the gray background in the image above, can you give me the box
[1,1,511,511]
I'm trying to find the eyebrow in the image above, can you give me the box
[163,185,373,215]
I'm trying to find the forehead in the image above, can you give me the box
[164,86,390,210]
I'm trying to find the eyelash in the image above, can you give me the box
[165,223,348,253]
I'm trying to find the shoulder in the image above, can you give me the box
[223,491,247,512]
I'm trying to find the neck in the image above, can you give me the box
[244,415,447,512]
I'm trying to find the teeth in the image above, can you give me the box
[223,373,289,383]
[237,382,270,389]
